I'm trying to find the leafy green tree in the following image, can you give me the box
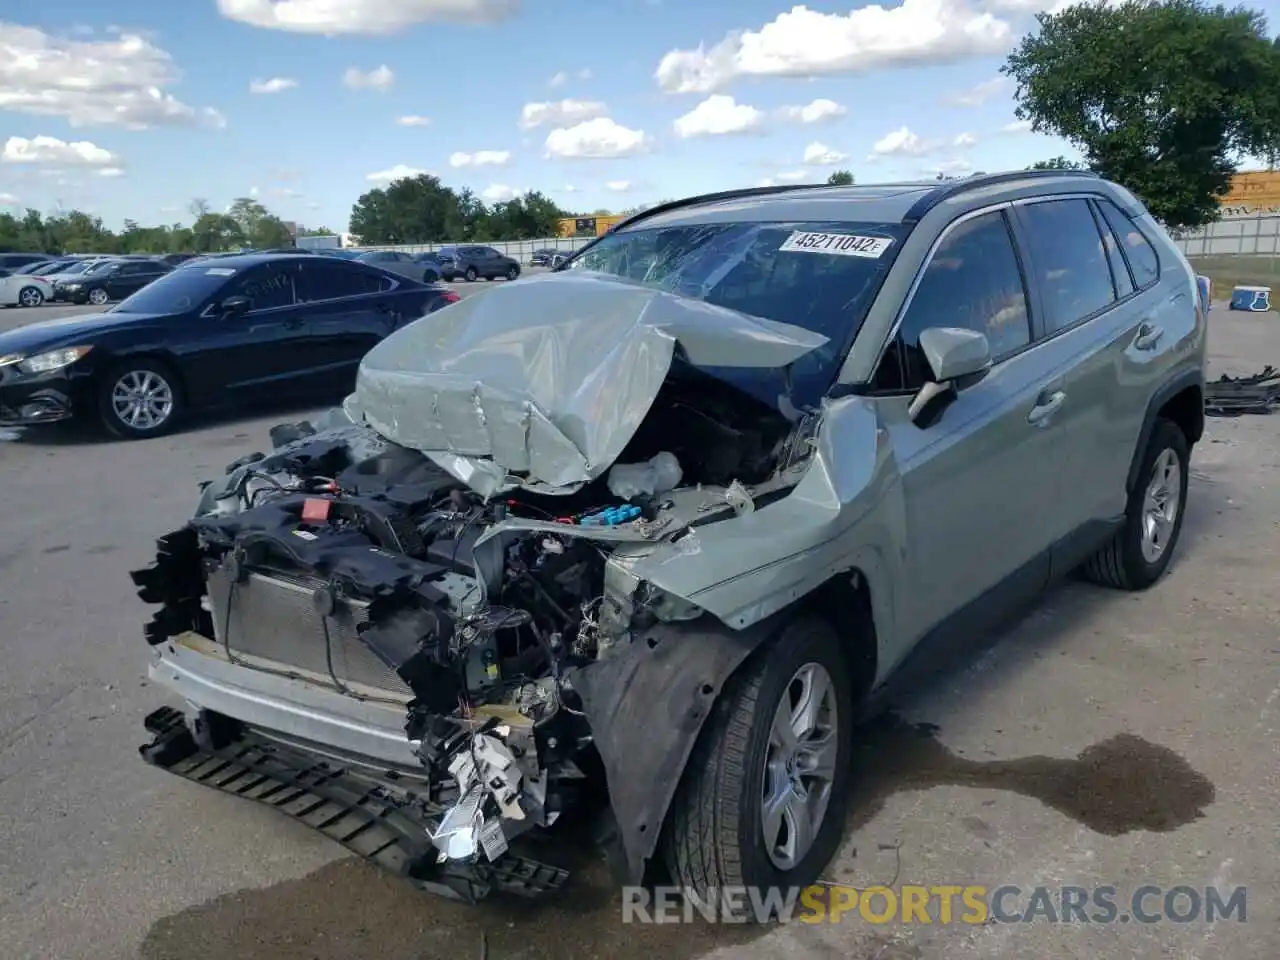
[827,169,855,185]
[1003,0,1280,228]
[1029,156,1083,171]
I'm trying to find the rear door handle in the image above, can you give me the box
[1027,389,1066,426]
[1134,322,1164,351]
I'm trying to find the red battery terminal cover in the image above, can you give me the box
[301,498,333,522]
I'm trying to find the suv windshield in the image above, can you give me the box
[567,219,906,408]
[113,264,238,313]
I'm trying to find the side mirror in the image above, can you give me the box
[219,295,251,318]
[908,327,991,428]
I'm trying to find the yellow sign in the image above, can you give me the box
[1220,170,1280,212]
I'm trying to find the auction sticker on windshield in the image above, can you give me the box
[779,232,893,258]
[206,267,236,276]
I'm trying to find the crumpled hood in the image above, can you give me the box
[345,271,829,496]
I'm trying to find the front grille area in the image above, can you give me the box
[206,567,412,697]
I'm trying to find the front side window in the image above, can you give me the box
[229,264,295,310]
[873,210,1030,392]
[1018,198,1116,333]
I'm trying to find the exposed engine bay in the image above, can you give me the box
[132,364,818,900]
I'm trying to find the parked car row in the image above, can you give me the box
[0,252,459,436]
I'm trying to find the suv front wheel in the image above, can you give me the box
[1083,417,1189,590]
[662,617,854,912]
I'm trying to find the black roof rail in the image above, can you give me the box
[555,182,845,269]
[902,169,1101,223]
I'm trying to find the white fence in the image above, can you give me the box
[1172,212,1280,257]
[347,236,597,264]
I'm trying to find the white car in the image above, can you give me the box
[0,271,53,307]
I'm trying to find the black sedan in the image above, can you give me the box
[0,253,459,439]
[56,259,172,305]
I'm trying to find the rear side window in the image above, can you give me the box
[1018,198,1115,333]
[873,210,1030,392]
[1095,203,1135,299]
[1097,199,1159,287]
[297,262,390,301]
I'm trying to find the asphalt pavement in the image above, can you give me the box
[0,296,1276,960]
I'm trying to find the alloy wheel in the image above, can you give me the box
[110,369,175,431]
[761,662,840,871]
[1140,447,1182,563]
[89,288,109,305]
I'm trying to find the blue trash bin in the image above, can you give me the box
[1229,285,1271,312]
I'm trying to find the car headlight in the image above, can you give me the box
[62,283,82,291]
[18,345,93,374]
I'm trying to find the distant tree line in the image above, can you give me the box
[0,197,295,254]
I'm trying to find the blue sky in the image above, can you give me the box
[0,0,1214,232]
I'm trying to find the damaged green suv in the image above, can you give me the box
[132,171,1206,910]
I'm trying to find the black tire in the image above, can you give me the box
[97,358,184,439]
[1082,417,1189,590]
[18,286,44,307]
[661,617,855,915]
[505,265,520,280]
[464,266,478,282]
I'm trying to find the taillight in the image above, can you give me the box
[442,291,460,304]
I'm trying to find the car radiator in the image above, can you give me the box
[205,566,413,697]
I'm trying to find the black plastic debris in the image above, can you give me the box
[1204,366,1280,416]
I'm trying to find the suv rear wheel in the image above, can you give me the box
[1082,417,1189,590]
[464,266,478,282]
[662,617,854,913]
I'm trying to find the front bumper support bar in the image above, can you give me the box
[139,707,569,903]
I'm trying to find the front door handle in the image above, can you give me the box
[282,317,305,330]
[1027,389,1066,426]
[1134,321,1164,351]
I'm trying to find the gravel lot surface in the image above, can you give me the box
[0,295,1276,960]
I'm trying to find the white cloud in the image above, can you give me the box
[562,184,578,193]
[953,131,977,147]
[944,75,1009,107]
[482,183,523,202]
[96,166,125,177]
[217,0,519,33]
[249,76,297,94]
[548,70,568,89]
[0,192,17,204]
[366,163,427,182]
[1,135,118,167]
[870,126,940,156]
[248,186,260,198]
[545,117,650,159]
[802,141,847,165]
[776,169,807,181]
[673,95,765,137]
[606,180,631,192]
[342,65,394,91]
[0,23,226,129]
[1003,118,1034,133]
[655,2,1016,94]
[396,114,431,126]
[778,98,847,124]
[929,157,975,176]
[449,149,511,167]
[519,99,608,130]
[272,186,302,197]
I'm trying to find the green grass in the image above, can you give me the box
[1187,254,1280,297]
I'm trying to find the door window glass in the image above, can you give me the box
[296,262,389,301]
[1018,198,1116,332]
[230,264,295,310]
[873,210,1031,392]
[1094,202,1134,298]
[1097,199,1160,287]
